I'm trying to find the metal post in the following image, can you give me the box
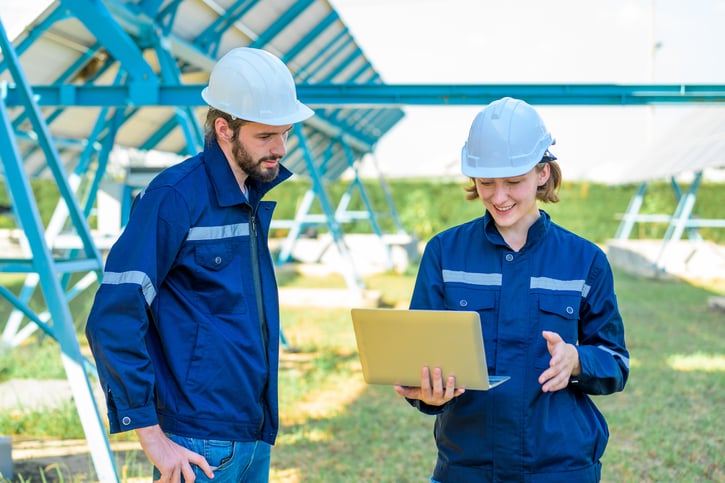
[615,182,648,240]
[292,124,366,294]
[0,19,119,482]
[655,172,703,271]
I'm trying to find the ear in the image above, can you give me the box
[537,162,551,186]
[214,117,233,142]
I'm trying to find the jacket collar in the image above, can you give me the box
[203,138,293,208]
[482,209,550,250]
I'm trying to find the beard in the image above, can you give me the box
[232,140,281,183]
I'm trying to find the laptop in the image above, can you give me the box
[350,308,509,390]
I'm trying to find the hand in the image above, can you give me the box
[394,366,465,405]
[136,425,215,482]
[538,330,581,392]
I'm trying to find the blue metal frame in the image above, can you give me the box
[287,123,366,294]
[613,172,725,273]
[0,19,118,482]
[6,83,725,108]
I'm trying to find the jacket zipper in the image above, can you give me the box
[249,211,268,436]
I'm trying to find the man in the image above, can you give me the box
[86,47,314,482]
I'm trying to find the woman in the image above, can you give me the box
[395,97,630,482]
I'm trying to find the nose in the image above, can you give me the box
[270,134,287,157]
[491,183,509,203]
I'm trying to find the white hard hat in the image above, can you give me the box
[201,47,314,126]
[461,97,555,178]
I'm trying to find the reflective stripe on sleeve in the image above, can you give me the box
[597,345,631,369]
[102,271,157,306]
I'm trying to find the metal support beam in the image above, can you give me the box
[615,182,648,240]
[0,19,119,482]
[59,0,158,88]
[335,138,394,270]
[6,83,725,108]
[654,172,704,272]
[290,124,366,295]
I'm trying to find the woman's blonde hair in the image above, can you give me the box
[464,161,562,203]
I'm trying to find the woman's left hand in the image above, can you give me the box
[538,330,581,392]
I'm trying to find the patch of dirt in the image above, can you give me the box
[7,439,149,483]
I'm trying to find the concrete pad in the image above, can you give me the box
[279,233,420,276]
[0,379,73,411]
[606,239,725,287]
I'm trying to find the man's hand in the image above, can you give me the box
[136,425,215,482]
[394,366,465,405]
[538,330,581,392]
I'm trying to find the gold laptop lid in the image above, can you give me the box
[351,308,506,391]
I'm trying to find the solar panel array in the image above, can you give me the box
[1,0,405,180]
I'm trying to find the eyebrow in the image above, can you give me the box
[254,126,292,136]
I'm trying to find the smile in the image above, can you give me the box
[493,204,514,212]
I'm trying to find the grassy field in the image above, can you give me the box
[271,270,725,483]
[1,265,724,482]
[0,178,724,481]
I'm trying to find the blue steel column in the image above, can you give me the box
[655,172,704,272]
[0,20,119,482]
[615,182,648,240]
[153,38,204,153]
[276,188,318,264]
[0,102,119,483]
[335,137,394,270]
[292,124,366,294]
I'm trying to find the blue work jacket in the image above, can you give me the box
[409,211,630,482]
[86,139,287,444]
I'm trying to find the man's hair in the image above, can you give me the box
[204,107,248,144]
[463,161,562,203]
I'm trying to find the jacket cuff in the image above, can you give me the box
[407,397,451,415]
[108,404,159,433]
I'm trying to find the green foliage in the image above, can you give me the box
[1,178,724,244]
[0,400,85,439]
[0,339,67,383]
[265,178,724,245]
[0,179,62,229]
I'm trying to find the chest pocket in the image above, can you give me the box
[444,286,496,312]
[191,241,245,314]
[444,286,497,359]
[535,294,581,368]
[195,243,235,270]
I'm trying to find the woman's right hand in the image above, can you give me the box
[394,366,465,406]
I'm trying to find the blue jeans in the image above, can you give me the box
[152,434,271,482]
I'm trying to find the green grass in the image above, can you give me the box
[272,270,725,482]
[4,267,724,482]
[592,271,725,482]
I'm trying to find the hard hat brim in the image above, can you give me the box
[461,146,556,179]
[201,88,314,126]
